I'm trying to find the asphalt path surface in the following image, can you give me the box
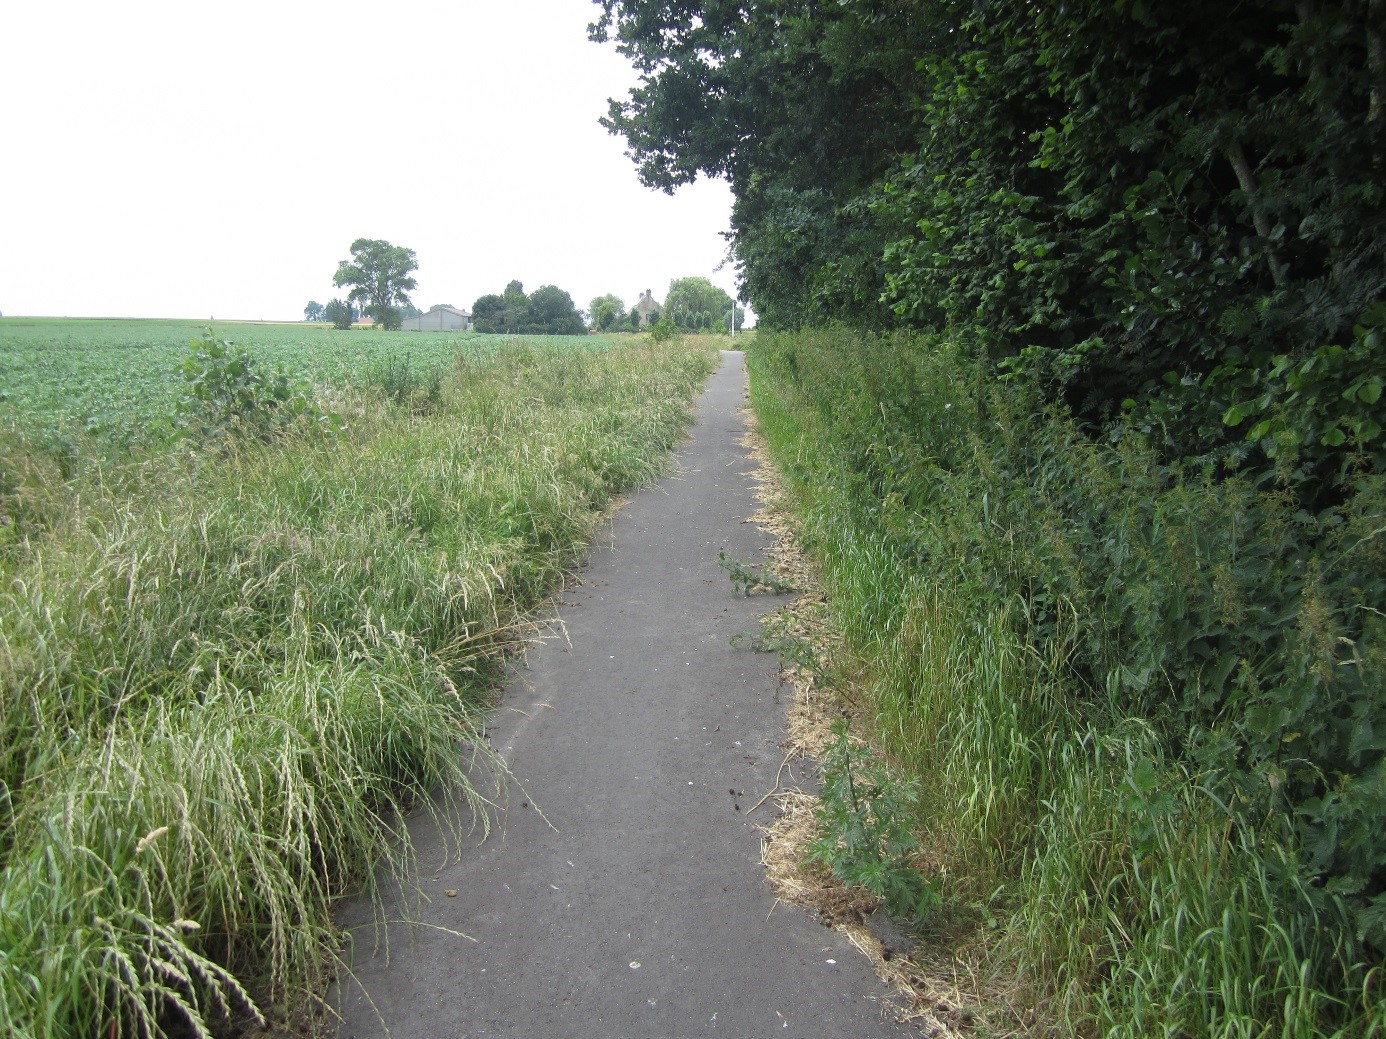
[334,351,911,1039]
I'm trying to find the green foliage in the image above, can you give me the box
[595,0,1386,505]
[663,276,733,332]
[526,285,588,336]
[472,281,586,335]
[1214,303,1386,489]
[589,293,626,331]
[176,329,336,442]
[333,238,417,330]
[807,719,941,925]
[591,1,912,329]
[749,327,1384,1036]
[716,550,795,596]
[303,300,324,322]
[0,430,65,556]
[646,315,678,343]
[472,292,505,331]
[362,353,445,413]
[324,297,353,329]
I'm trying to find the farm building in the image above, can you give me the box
[633,289,661,327]
[402,304,473,331]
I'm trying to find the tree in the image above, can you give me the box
[594,1,1386,481]
[590,2,914,328]
[333,238,418,331]
[324,298,353,330]
[471,294,506,333]
[501,280,530,331]
[472,281,586,335]
[303,301,325,323]
[589,293,626,331]
[664,277,733,332]
[527,285,587,335]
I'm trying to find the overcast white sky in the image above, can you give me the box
[0,0,745,322]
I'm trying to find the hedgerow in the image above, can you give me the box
[749,327,1383,1036]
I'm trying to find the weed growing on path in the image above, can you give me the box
[716,550,796,596]
[807,719,941,925]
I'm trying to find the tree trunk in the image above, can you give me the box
[1224,139,1289,289]
[1368,0,1384,167]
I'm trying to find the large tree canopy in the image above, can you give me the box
[333,238,418,331]
[589,293,626,330]
[663,276,733,331]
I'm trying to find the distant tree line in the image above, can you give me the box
[472,281,586,335]
[588,278,745,333]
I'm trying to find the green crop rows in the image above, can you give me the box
[0,317,602,443]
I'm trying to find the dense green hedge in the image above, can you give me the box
[595,0,1384,507]
[597,6,1385,1014]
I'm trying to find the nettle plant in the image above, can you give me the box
[177,329,339,442]
[807,719,941,925]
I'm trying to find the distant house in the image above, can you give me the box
[633,289,661,327]
[402,304,473,331]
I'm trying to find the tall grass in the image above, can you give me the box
[746,328,1382,1038]
[0,336,719,1037]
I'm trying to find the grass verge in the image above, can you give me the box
[0,336,719,1038]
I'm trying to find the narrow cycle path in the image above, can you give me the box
[335,352,911,1039]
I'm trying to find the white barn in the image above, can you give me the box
[402,304,473,331]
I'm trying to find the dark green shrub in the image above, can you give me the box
[176,330,339,442]
[324,299,353,329]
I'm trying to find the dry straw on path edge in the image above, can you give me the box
[739,407,1013,1039]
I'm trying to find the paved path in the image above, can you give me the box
[335,351,910,1039]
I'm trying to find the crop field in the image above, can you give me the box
[0,317,606,443]
[0,322,720,1038]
